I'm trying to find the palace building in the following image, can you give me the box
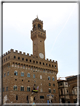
[2,17,59,103]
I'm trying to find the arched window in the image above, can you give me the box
[53,89,55,93]
[14,71,18,76]
[21,86,24,91]
[49,88,51,93]
[27,87,30,92]
[21,72,24,76]
[55,65,56,68]
[7,72,9,76]
[53,84,55,87]
[38,24,41,29]
[27,73,30,77]
[52,77,55,81]
[49,83,51,86]
[34,24,36,29]
[13,85,17,90]
[48,76,50,80]
[33,74,35,78]
[72,87,77,94]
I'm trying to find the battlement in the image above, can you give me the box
[3,49,57,70]
[3,49,57,63]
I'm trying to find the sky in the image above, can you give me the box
[3,3,78,79]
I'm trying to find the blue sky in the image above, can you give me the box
[3,3,78,79]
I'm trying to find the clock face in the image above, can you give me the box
[39,53,44,59]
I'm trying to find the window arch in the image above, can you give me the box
[27,86,30,92]
[49,88,51,93]
[33,74,35,78]
[53,89,55,93]
[38,24,41,29]
[13,85,17,90]
[21,86,24,91]
[52,77,55,81]
[21,72,24,76]
[14,71,18,76]
[49,83,51,86]
[48,76,50,80]
[27,73,30,77]
[7,72,9,76]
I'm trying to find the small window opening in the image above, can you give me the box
[33,61,35,63]
[49,64,51,67]
[16,95,18,100]
[22,58,24,60]
[26,59,28,61]
[36,61,38,64]
[34,97,35,101]
[18,57,20,59]
[28,80,30,82]
[40,62,41,64]
[14,56,16,59]
[27,96,28,100]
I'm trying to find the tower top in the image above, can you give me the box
[33,17,43,24]
[31,17,46,59]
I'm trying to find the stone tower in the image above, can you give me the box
[31,17,46,59]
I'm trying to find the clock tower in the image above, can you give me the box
[31,17,46,59]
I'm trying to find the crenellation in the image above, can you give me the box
[27,53,29,56]
[15,50,18,53]
[54,60,57,63]
[8,51,10,54]
[19,51,22,54]
[50,59,51,62]
[10,49,14,52]
[6,52,8,55]
[4,54,6,56]
[23,52,25,55]
[3,49,57,70]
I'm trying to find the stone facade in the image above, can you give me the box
[2,17,59,103]
[57,79,70,103]
[66,75,77,103]
[58,75,77,103]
